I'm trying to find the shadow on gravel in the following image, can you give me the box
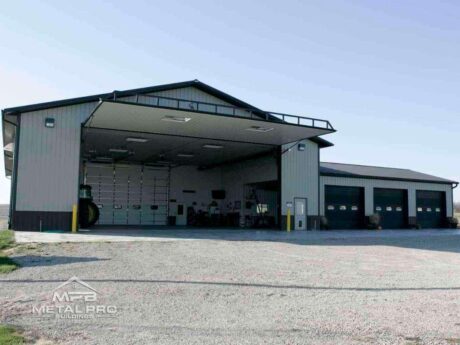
[0,278,459,292]
[11,255,109,267]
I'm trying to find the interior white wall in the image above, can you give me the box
[169,166,221,223]
[168,154,278,225]
[222,155,278,221]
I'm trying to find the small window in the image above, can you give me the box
[150,205,159,210]
[339,205,347,211]
[426,208,432,212]
[435,208,441,213]
[114,204,122,209]
[417,207,423,212]
[376,206,382,212]
[132,205,141,210]
[396,207,402,212]
[327,205,335,211]
[386,206,392,211]
[351,206,358,211]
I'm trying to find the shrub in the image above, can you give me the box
[320,216,329,230]
[367,213,380,230]
[447,217,458,229]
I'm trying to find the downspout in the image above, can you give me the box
[317,144,321,231]
[453,183,458,219]
[277,146,282,230]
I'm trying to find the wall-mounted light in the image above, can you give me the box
[45,118,55,128]
[298,143,305,151]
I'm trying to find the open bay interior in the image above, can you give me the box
[81,128,279,228]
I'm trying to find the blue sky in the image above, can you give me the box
[0,0,459,203]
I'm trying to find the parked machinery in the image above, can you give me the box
[78,185,100,228]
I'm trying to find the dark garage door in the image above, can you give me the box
[325,185,365,229]
[374,188,408,229]
[416,190,446,228]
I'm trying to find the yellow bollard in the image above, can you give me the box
[71,204,78,233]
[287,208,291,232]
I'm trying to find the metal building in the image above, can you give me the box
[320,163,457,229]
[2,80,457,231]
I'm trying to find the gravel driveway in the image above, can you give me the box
[1,232,460,344]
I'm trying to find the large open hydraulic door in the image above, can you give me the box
[81,96,333,228]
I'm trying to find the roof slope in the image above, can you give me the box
[320,162,457,184]
[2,79,263,115]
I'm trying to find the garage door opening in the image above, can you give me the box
[416,190,446,229]
[325,185,365,229]
[80,128,280,229]
[374,188,408,229]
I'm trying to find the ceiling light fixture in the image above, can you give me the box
[94,156,113,162]
[161,115,191,123]
[245,125,274,133]
[148,160,171,166]
[126,137,149,143]
[109,148,129,153]
[177,153,194,158]
[203,144,224,149]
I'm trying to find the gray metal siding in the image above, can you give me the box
[320,176,453,218]
[118,86,253,117]
[149,87,234,105]
[13,86,256,215]
[16,102,97,212]
[281,140,319,216]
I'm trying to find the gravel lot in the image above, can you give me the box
[1,232,460,344]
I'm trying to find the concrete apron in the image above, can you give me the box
[13,228,460,243]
